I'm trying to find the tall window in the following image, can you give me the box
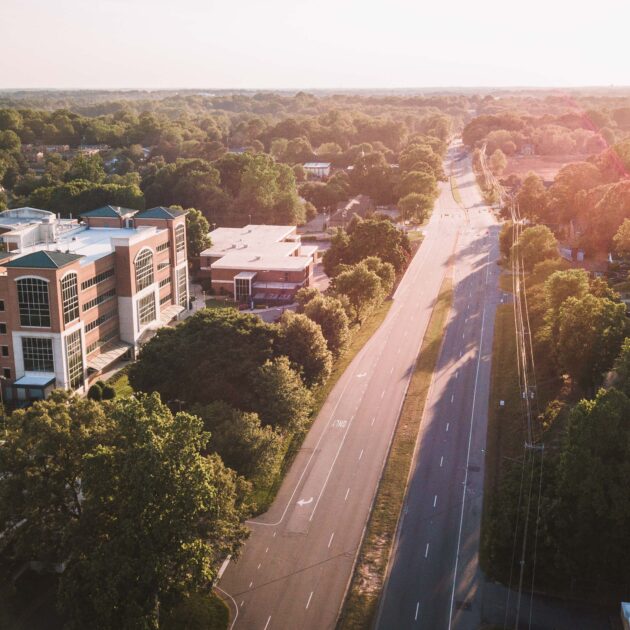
[60,273,79,324]
[22,337,54,372]
[17,278,50,327]
[134,249,154,291]
[235,278,250,302]
[65,330,84,389]
[177,267,188,308]
[175,224,185,255]
[137,293,156,328]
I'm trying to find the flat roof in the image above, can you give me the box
[211,251,312,272]
[304,162,331,168]
[18,225,165,265]
[201,224,298,258]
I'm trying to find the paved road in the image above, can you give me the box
[217,142,471,630]
[377,145,501,629]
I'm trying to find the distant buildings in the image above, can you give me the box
[304,162,331,178]
[0,206,189,405]
[198,225,317,304]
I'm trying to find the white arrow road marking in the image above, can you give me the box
[356,372,367,378]
[297,497,313,507]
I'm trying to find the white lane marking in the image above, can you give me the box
[359,449,364,461]
[459,350,462,357]
[240,600,244,607]
[265,547,268,553]
[462,332,465,339]
[446,422,450,432]
[264,616,272,630]
[249,581,253,588]
[306,591,313,609]
[433,495,438,508]
[398,347,402,354]
[440,456,444,467]
[450,394,454,403]
[273,531,276,538]
[390,366,394,374]
[371,416,376,426]
[257,563,261,570]
[214,586,239,630]
[328,532,335,548]
[381,390,386,399]
[455,371,458,379]
[448,250,491,630]
[425,543,430,558]
[415,602,420,621]
[345,487,350,501]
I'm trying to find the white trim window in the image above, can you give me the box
[175,224,185,255]
[22,337,54,372]
[177,267,187,308]
[65,329,84,389]
[60,272,80,325]
[137,293,156,328]
[134,248,154,291]
[17,277,51,327]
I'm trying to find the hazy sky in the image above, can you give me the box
[2,0,629,89]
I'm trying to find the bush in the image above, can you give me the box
[87,383,103,401]
[101,384,116,400]
[161,592,229,630]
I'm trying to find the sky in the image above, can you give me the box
[2,0,630,89]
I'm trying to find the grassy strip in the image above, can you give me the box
[479,301,521,575]
[450,175,464,207]
[251,300,394,514]
[107,367,134,398]
[337,277,453,629]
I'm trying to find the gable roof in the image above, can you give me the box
[135,206,187,220]
[5,250,83,270]
[80,205,137,219]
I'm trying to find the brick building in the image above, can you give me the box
[198,225,316,304]
[0,206,189,405]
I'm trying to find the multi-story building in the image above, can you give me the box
[198,224,317,304]
[0,205,189,405]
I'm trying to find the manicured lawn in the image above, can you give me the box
[205,298,237,309]
[407,229,424,243]
[338,277,453,629]
[107,368,134,398]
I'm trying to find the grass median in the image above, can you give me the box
[337,276,453,630]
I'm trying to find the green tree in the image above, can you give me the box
[322,228,350,277]
[129,309,276,408]
[66,154,105,183]
[398,192,433,222]
[557,294,628,390]
[250,356,313,433]
[276,312,333,387]
[186,207,211,257]
[0,391,110,566]
[303,294,352,357]
[613,218,630,258]
[516,173,548,220]
[489,148,507,175]
[362,255,395,294]
[395,170,437,200]
[192,401,284,482]
[511,225,558,271]
[332,261,385,323]
[613,337,630,396]
[58,394,249,629]
[552,388,630,584]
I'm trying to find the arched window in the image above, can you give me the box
[175,224,186,255]
[134,248,154,291]
[60,272,79,324]
[17,277,50,327]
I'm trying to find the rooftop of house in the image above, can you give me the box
[304,162,331,169]
[201,224,299,258]
[5,250,83,270]
[135,206,187,220]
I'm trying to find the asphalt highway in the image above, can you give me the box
[217,141,484,630]
[377,145,501,629]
